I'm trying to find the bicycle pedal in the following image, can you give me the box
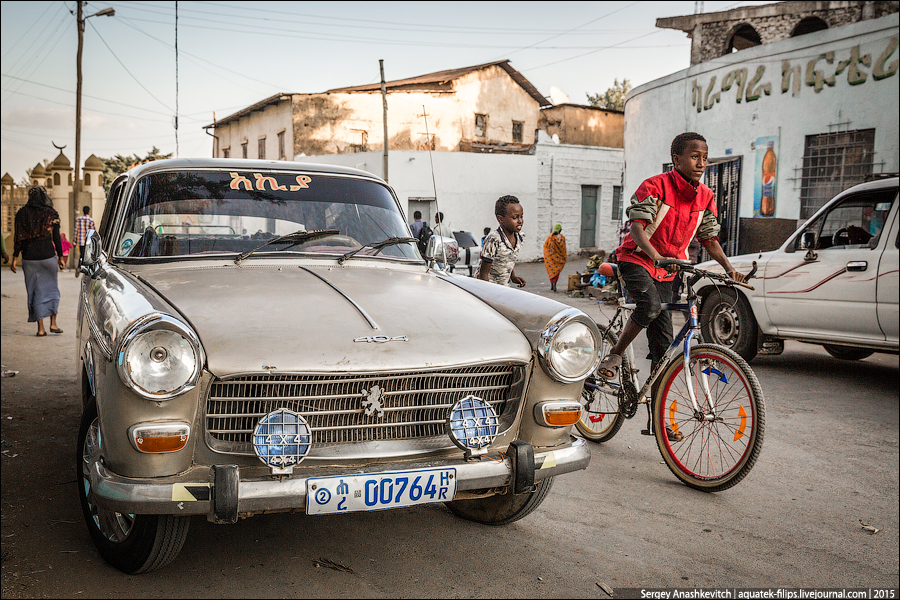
[640,429,653,436]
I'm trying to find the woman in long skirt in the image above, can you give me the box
[543,223,567,292]
[10,186,65,336]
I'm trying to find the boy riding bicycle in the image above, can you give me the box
[598,132,745,384]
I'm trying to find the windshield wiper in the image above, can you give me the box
[337,237,417,265]
[234,229,340,265]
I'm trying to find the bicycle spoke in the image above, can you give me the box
[654,345,765,491]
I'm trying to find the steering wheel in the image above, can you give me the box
[832,228,850,247]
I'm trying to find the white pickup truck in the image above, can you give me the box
[697,177,898,361]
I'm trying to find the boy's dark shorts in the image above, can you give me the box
[618,261,675,368]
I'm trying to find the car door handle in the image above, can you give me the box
[846,261,867,272]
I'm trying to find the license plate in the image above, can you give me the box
[306,468,457,515]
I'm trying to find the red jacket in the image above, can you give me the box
[616,170,719,281]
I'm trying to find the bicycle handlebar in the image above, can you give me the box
[655,259,756,291]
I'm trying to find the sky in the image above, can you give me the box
[1,0,775,183]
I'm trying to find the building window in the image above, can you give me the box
[512,121,523,143]
[611,186,622,221]
[84,173,91,187]
[800,129,875,219]
[726,23,761,54]
[277,131,285,159]
[241,142,248,159]
[791,17,828,37]
[222,147,230,159]
[475,114,487,138]
[258,137,266,160]
[349,130,368,153]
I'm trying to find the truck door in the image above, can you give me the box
[764,187,897,343]
[876,197,899,343]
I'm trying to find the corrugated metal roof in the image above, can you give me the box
[328,60,551,107]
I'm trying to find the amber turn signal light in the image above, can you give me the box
[534,401,583,427]
[129,423,191,453]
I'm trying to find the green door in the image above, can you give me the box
[580,185,599,248]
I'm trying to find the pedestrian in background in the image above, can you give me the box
[432,211,452,239]
[10,186,65,336]
[543,223,567,292]
[478,195,526,287]
[410,210,425,238]
[60,232,73,270]
[481,226,491,247]
[74,205,95,273]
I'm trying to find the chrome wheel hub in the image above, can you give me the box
[81,418,134,542]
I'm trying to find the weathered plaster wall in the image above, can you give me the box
[538,105,624,148]
[453,65,540,146]
[215,100,293,160]
[624,14,899,221]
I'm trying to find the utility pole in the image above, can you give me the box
[380,60,388,183]
[74,2,114,234]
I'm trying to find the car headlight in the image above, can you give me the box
[116,314,204,400]
[538,309,600,383]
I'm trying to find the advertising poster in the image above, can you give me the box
[753,135,779,217]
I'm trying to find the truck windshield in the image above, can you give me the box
[114,170,418,261]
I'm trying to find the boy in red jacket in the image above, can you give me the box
[598,133,744,387]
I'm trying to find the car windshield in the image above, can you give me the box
[113,170,419,260]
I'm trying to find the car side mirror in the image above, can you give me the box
[799,231,817,250]
[79,230,107,279]
[425,235,459,267]
[799,231,818,261]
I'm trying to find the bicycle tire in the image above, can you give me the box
[652,344,765,492]
[576,330,627,443]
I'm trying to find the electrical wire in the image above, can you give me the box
[87,20,174,112]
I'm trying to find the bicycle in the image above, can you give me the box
[577,259,765,492]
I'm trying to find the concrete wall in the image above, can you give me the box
[535,135,624,255]
[624,14,899,223]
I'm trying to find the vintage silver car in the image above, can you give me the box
[76,159,598,574]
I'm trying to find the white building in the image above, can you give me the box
[624,12,898,254]
[300,132,624,261]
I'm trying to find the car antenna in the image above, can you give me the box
[420,105,448,271]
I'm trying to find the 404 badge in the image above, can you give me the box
[306,468,457,515]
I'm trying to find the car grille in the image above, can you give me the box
[205,364,526,453]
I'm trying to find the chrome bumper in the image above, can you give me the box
[88,438,590,518]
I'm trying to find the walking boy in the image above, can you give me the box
[74,205,95,272]
[597,132,743,383]
[477,195,526,287]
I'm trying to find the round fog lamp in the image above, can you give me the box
[253,409,312,473]
[446,395,498,453]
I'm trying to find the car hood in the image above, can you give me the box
[696,249,778,281]
[133,263,533,377]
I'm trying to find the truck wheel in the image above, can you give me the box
[823,345,875,360]
[700,288,758,361]
[77,398,190,574]
[446,477,554,525]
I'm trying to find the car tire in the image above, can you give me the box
[445,477,554,526]
[77,398,191,574]
[700,288,758,361]
[822,345,875,360]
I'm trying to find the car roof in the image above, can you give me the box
[123,158,385,183]
[839,176,899,195]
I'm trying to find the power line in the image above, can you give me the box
[491,1,641,61]
[524,30,664,72]
[1,1,58,61]
[2,74,174,116]
[87,20,174,112]
[0,87,172,123]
